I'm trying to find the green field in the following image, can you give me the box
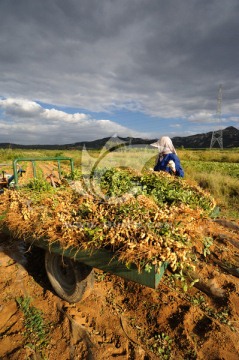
[178,149,239,219]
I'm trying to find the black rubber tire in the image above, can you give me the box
[45,251,94,303]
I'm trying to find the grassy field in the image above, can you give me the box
[0,146,239,219]
[178,149,239,219]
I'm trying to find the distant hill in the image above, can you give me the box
[172,126,239,149]
[0,126,238,150]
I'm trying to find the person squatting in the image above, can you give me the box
[151,136,184,177]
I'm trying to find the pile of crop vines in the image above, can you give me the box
[0,168,216,273]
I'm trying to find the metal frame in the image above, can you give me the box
[210,85,223,149]
[13,157,74,186]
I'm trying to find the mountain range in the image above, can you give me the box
[0,126,238,150]
[172,126,239,149]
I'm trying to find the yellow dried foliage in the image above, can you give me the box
[0,184,216,273]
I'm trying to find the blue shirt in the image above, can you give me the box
[154,153,184,177]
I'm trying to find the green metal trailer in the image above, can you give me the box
[12,156,74,186]
[2,157,167,303]
[34,239,167,303]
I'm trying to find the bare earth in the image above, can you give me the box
[0,222,239,360]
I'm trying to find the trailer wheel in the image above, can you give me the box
[45,251,94,303]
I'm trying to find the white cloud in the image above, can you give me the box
[44,108,88,123]
[0,98,42,118]
[227,116,239,123]
[187,111,214,123]
[170,123,181,128]
[187,111,239,125]
[0,98,150,144]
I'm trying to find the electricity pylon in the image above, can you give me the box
[210,85,223,149]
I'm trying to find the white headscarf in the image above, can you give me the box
[150,136,177,161]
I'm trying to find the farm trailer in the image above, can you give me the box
[0,156,167,303]
[34,239,167,303]
[0,156,74,190]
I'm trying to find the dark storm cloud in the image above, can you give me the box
[126,0,239,110]
[0,0,239,139]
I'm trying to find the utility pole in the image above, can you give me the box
[210,85,223,149]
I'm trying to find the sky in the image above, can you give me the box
[0,0,239,145]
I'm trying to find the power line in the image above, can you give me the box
[210,85,223,149]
